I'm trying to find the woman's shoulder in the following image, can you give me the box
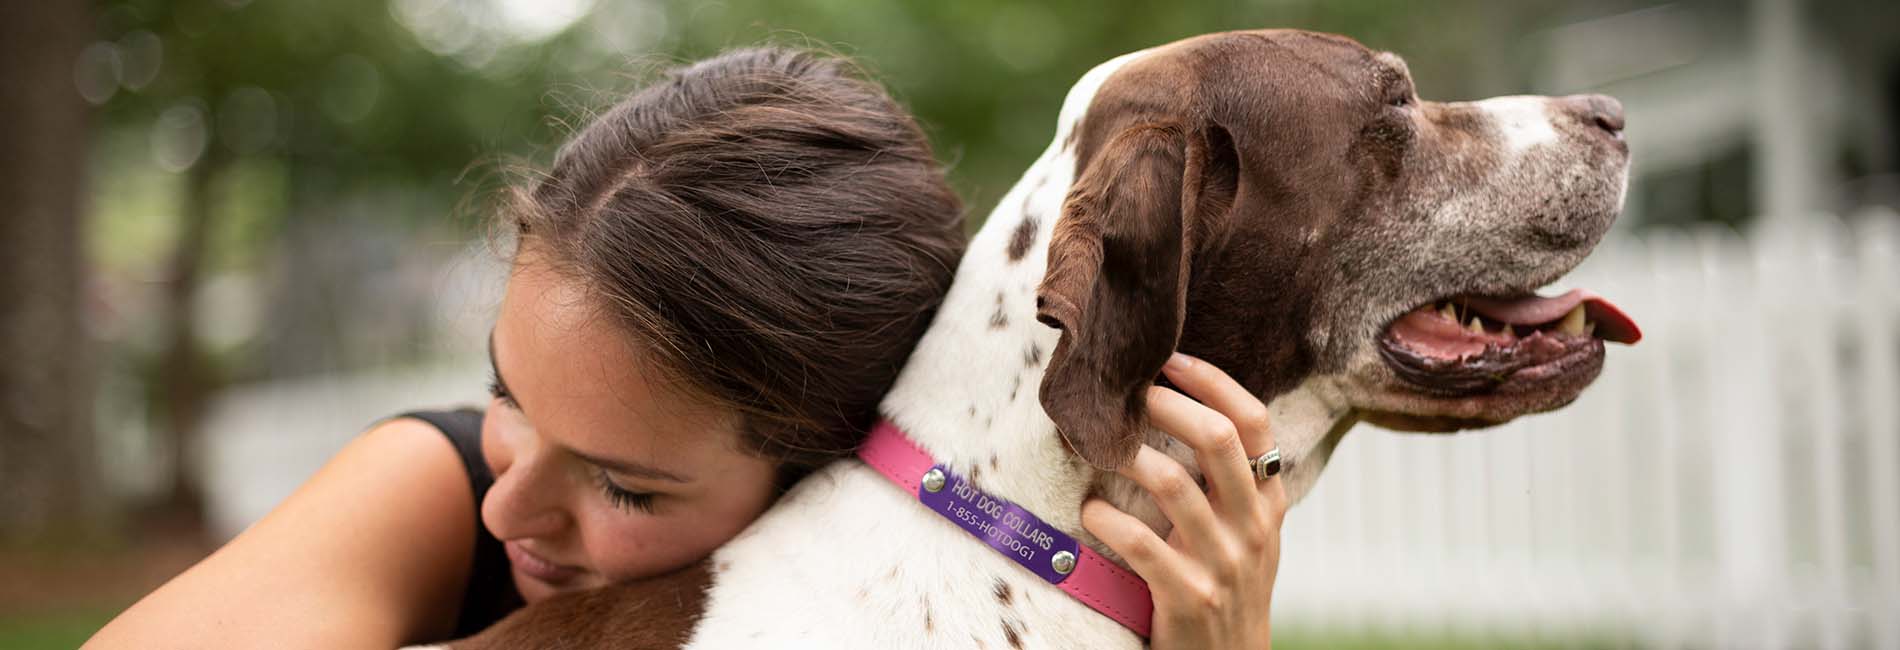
[382,408,494,496]
[86,410,485,647]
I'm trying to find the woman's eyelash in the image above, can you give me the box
[486,370,519,409]
[595,470,658,514]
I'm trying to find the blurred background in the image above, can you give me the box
[2,0,1897,647]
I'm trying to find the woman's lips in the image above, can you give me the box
[505,541,584,584]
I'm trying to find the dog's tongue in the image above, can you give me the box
[1462,289,1642,344]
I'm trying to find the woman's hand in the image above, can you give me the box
[1082,352,1286,650]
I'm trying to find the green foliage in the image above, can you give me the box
[86,0,1666,246]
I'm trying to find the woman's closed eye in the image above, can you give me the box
[594,469,659,513]
[487,370,519,410]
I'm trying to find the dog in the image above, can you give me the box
[434,28,1640,649]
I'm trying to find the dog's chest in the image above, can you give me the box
[683,463,1137,649]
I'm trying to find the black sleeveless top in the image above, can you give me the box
[397,409,524,638]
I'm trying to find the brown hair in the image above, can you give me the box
[506,47,964,487]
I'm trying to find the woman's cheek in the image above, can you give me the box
[580,469,776,583]
[584,510,701,581]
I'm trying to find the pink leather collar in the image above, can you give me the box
[857,419,1154,638]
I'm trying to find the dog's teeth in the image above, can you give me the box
[1439,303,1458,321]
[1467,316,1485,334]
[1558,305,1587,335]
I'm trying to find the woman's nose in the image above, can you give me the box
[480,415,571,540]
[482,466,570,541]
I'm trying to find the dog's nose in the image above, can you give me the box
[1560,94,1625,139]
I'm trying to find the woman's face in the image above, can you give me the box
[481,251,779,603]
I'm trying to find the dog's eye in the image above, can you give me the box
[1389,94,1412,108]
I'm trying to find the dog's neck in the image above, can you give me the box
[877,54,1357,558]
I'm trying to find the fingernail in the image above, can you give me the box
[1166,352,1192,371]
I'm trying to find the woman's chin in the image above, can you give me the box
[511,565,601,603]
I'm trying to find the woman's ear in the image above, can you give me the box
[1036,121,1238,470]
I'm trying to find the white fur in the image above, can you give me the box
[1479,95,1559,155]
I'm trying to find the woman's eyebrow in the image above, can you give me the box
[487,328,693,485]
[568,448,694,484]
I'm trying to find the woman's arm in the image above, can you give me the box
[1084,353,1285,650]
[86,417,480,649]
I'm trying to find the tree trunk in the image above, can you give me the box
[0,0,106,545]
[151,145,224,537]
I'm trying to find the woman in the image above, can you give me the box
[87,47,1281,648]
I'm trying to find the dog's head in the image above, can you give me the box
[1036,30,1640,496]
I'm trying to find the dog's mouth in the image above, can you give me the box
[1375,288,1641,401]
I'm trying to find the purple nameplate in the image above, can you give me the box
[917,463,1081,584]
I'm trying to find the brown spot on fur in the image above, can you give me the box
[1002,619,1024,648]
[1023,344,1042,366]
[1006,216,1039,262]
[989,454,1000,470]
[993,578,1014,605]
[990,305,1008,329]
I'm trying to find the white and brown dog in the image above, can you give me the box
[438,28,1640,649]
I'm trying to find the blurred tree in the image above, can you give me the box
[87,0,575,534]
[0,0,108,544]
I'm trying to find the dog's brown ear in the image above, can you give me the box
[1036,121,1236,470]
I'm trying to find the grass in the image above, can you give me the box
[1275,627,1635,650]
[0,608,116,649]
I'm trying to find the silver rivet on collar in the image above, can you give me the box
[1051,550,1077,575]
[921,468,947,493]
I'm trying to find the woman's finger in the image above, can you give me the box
[1161,352,1284,512]
[1144,385,1257,520]
[1081,497,1196,594]
[1160,352,1277,458]
[1117,444,1221,550]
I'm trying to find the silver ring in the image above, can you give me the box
[1251,446,1283,481]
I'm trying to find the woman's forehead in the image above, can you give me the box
[493,256,741,463]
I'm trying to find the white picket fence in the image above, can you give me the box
[1275,208,1900,649]
[195,209,1900,649]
